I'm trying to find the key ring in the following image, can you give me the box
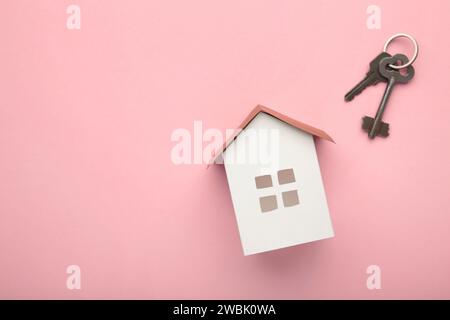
[383,33,418,69]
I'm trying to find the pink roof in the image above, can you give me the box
[209,105,334,166]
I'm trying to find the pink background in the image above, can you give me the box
[1,0,450,299]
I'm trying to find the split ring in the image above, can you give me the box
[383,33,419,69]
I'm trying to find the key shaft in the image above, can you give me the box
[345,52,391,102]
[369,76,396,139]
[363,53,415,139]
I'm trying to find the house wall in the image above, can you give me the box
[223,113,334,255]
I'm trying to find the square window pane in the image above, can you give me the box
[278,168,296,185]
[255,175,273,189]
[282,190,299,207]
[259,195,277,212]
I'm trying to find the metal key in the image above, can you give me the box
[362,54,415,139]
[345,52,391,102]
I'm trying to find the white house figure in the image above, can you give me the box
[211,105,335,255]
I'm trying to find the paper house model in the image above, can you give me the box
[211,105,335,255]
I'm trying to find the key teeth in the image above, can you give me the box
[379,122,390,137]
[345,86,366,102]
[345,71,383,102]
[361,117,390,138]
[362,116,374,130]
